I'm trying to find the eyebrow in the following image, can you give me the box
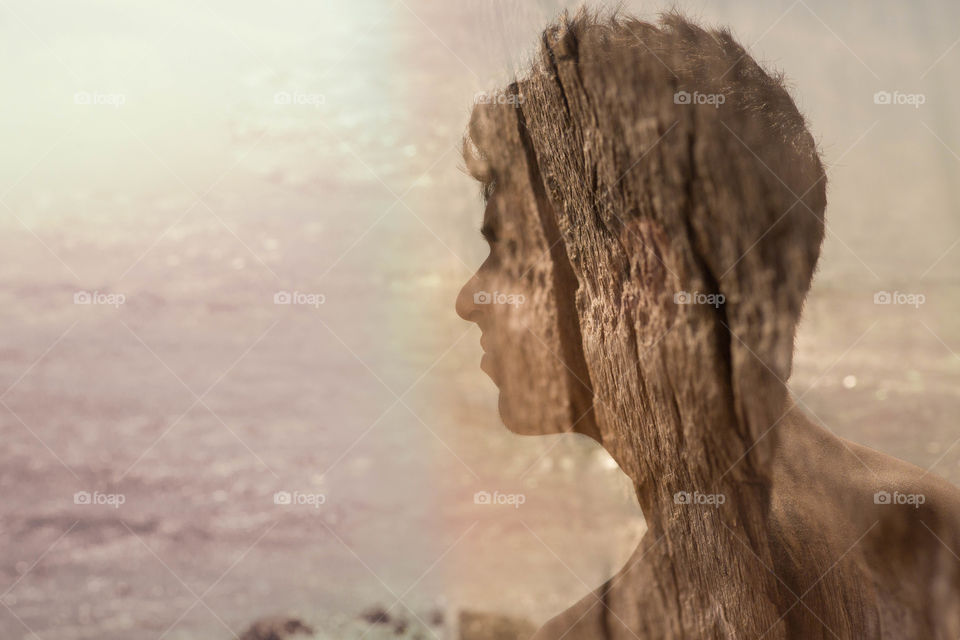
[480,178,496,204]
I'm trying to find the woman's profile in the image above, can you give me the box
[456,10,960,639]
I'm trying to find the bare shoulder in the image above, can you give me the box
[530,589,606,640]
[531,540,666,640]
[773,406,960,556]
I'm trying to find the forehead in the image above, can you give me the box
[465,101,545,237]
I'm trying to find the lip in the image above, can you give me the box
[480,352,497,383]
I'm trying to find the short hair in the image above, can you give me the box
[465,8,826,385]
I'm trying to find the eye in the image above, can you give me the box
[480,222,498,244]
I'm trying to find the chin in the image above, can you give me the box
[496,392,546,436]
[496,393,528,435]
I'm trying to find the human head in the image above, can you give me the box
[457,9,826,488]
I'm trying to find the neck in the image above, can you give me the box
[595,391,790,638]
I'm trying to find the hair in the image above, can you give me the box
[464,7,827,397]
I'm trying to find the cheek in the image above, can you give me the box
[473,195,585,435]
[478,242,542,311]
[480,255,577,436]
[480,242,561,352]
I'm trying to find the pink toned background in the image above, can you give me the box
[1,0,958,637]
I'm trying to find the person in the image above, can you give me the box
[455,10,960,639]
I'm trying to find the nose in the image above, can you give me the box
[456,273,483,323]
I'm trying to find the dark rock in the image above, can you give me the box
[427,608,445,627]
[359,605,392,625]
[239,615,314,640]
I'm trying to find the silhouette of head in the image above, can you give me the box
[457,10,826,488]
